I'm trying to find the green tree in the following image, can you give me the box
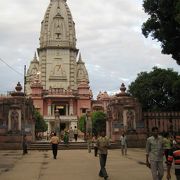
[142,0,180,64]
[128,67,180,111]
[92,111,106,135]
[78,115,86,133]
[34,110,48,134]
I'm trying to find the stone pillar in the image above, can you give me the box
[106,121,110,137]
[69,99,73,115]
[48,122,51,133]
[52,104,55,116]
[47,100,52,116]
[66,104,68,116]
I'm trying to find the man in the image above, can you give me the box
[146,127,164,180]
[22,134,28,155]
[97,131,110,180]
[50,132,59,159]
[120,132,127,155]
[167,136,180,180]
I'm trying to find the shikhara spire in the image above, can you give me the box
[26,0,89,94]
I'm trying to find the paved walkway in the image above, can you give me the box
[0,149,176,180]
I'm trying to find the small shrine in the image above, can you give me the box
[0,82,35,149]
[106,83,146,146]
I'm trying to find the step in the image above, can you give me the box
[28,142,121,150]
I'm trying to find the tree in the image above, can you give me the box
[142,0,180,64]
[92,111,106,135]
[34,110,48,134]
[78,111,107,135]
[128,67,180,111]
[78,115,86,133]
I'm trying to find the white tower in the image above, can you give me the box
[26,0,89,94]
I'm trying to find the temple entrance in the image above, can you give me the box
[56,105,66,115]
[60,123,66,131]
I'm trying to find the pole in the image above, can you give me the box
[22,65,26,152]
[24,65,26,94]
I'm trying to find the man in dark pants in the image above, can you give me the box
[97,131,110,180]
[50,132,59,159]
[167,136,180,180]
[22,134,28,155]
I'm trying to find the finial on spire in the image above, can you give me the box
[78,53,83,62]
[33,52,38,62]
[57,0,60,8]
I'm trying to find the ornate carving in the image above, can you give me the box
[126,110,135,130]
[11,109,19,131]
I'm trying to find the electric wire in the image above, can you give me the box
[0,57,23,76]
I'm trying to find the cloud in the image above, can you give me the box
[0,0,179,98]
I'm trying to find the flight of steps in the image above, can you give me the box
[28,141,121,150]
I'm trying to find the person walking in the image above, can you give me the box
[50,132,59,159]
[74,126,78,142]
[163,132,172,163]
[146,127,164,180]
[166,135,180,180]
[120,132,127,155]
[97,131,110,180]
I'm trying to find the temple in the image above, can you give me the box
[26,0,92,133]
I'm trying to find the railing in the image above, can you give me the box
[43,88,78,96]
[44,115,78,122]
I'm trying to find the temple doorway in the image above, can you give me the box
[60,123,66,131]
[55,105,67,115]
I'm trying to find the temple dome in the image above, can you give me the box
[39,0,76,49]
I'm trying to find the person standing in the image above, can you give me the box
[22,134,28,155]
[97,131,110,180]
[69,127,74,142]
[146,127,164,180]
[120,132,127,155]
[74,126,78,142]
[63,130,69,146]
[93,135,98,157]
[50,132,59,159]
[166,135,180,180]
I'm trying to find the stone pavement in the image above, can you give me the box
[0,149,176,180]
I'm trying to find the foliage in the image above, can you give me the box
[78,115,86,133]
[128,67,180,111]
[34,110,48,133]
[92,111,106,135]
[142,0,180,64]
[78,111,107,135]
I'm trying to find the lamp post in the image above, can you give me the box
[55,109,60,138]
[86,110,92,137]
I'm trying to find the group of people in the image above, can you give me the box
[50,126,78,157]
[146,126,180,180]
[50,129,110,180]
[50,126,78,145]
[24,125,180,180]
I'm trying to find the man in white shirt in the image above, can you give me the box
[120,132,127,155]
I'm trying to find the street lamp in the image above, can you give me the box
[55,109,60,138]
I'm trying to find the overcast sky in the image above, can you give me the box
[0,0,179,98]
